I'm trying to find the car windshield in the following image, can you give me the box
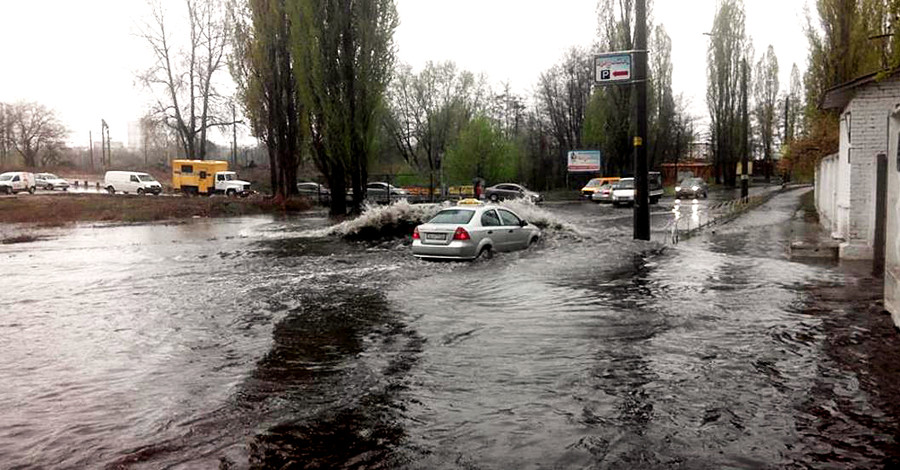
[585,179,602,188]
[617,179,635,189]
[0,175,12,181]
[138,174,156,182]
[428,209,476,225]
[221,174,235,181]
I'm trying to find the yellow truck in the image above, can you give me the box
[172,159,251,196]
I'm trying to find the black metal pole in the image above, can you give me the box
[633,0,650,240]
[741,58,749,200]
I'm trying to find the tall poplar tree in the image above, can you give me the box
[292,0,398,215]
[706,0,747,186]
[231,0,302,200]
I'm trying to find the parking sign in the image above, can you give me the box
[594,53,633,84]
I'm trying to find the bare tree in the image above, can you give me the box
[385,61,486,199]
[6,101,68,168]
[138,0,231,161]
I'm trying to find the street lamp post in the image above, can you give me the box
[741,58,749,200]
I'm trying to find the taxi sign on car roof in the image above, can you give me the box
[457,198,484,206]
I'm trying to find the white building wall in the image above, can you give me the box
[817,76,900,259]
[886,113,900,327]
[815,153,838,231]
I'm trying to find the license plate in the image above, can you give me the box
[426,233,446,241]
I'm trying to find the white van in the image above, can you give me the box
[0,172,36,195]
[104,171,163,195]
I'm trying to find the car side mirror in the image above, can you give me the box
[519,220,527,227]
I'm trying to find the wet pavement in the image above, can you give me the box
[2,188,900,469]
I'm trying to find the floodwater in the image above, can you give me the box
[2,189,900,469]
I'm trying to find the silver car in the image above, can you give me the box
[484,183,543,204]
[412,201,541,260]
[35,173,69,191]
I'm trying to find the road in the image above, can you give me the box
[2,187,899,468]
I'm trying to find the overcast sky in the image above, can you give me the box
[0,0,811,147]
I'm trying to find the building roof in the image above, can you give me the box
[821,69,900,110]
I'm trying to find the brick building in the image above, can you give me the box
[817,71,900,328]
[817,72,900,260]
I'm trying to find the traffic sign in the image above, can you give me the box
[594,52,633,84]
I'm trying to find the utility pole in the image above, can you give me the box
[633,0,650,240]
[740,58,749,200]
[89,131,94,170]
[232,102,238,167]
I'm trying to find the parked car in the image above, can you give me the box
[35,173,69,191]
[590,182,616,203]
[297,182,331,203]
[611,178,635,206]
[484,183,543,204]
[581,177,620,200]
[366,182,409,203]
[104,171,163,195]
[412,199,541,260]
[675,177,709,199]
[0,172,36,195]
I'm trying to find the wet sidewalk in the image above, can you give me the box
[670,186,900,467]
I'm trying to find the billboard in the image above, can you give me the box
[567,150,602,173]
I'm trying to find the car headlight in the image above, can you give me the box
[675,186,681,192]
[691,186,699,191]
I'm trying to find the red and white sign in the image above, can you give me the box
[595,53,633,83]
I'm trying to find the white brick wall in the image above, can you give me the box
[817,75,900,259]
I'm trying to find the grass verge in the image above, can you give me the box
[0,194,312,226]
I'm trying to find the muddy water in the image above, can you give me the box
[2,190,900,468]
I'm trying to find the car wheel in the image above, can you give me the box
[476,245,493,260]
[107,186,115,195]
[46,184,54,190]
[28,186,35,194]
[490,194,499,202]
[528,236,538,248]
[226,188,236,197]
[137,188,145,196]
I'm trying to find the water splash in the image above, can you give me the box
[292,199,584,241]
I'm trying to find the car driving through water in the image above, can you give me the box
[412,200,541,260]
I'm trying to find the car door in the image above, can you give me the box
[479,208,507,250]
[129,174,141,192]
[497,208,528,250]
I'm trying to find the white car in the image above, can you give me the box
[0,172,36,195]
[412,199,540,260]
[611,178,635,206]
[104,171,163,195]
[35,173,70,191]
[366,182,408,203]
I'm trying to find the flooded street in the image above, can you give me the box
[3,189,900,468]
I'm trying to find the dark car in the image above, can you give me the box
[297,182,330,203]
[484,183,543,204]
[675,177,709,199]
